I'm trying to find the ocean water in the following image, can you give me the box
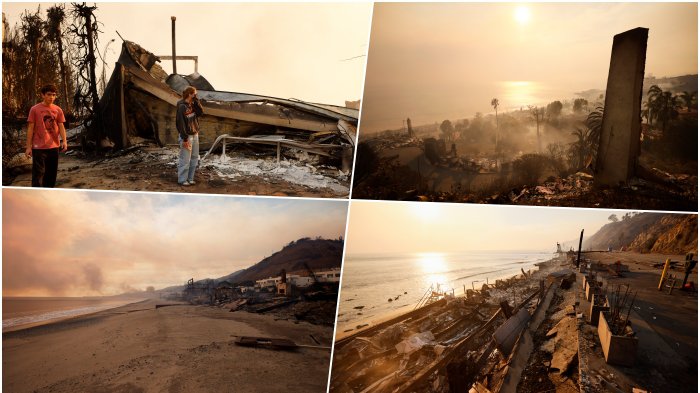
[3,297,140,330]
[337,250,553,330]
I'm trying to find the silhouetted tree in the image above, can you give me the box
[680,91,696,112]
[440,119,454,142]
[546,100,563,118]
[573,98,588,113]
[491,98,500,146]
[568,128,590,170]
[46,4,71,113]
[20,8,46,108]
[647,85,681,133]
[528,105,544,153]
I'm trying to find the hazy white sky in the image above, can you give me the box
[345,200,639,255]
[361,2,698,132]
[3,2,372,105]
[3,189,348,297]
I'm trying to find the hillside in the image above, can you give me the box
[226,237,344,284]
[584,213,697,254]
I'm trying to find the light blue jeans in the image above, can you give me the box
[178,134,199,184]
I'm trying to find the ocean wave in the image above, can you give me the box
[3,303,125,329]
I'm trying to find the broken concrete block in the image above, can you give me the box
[598,311,638,366]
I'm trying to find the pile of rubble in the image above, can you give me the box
[331,258,567,393]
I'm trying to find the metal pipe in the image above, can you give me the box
[171,16,177,74]
[658,258,671,290]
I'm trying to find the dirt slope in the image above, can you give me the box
[585,213,697,254]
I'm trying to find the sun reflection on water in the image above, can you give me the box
[416,253,449,291]
[501,81,541,110]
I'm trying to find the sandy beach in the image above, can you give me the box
[3,299,333,393]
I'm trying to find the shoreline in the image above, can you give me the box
[335,255,561,340]
[3,298,152,334]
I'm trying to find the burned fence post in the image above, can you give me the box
[682,252,697,289]
[594,27,648,186]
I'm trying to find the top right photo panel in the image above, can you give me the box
[353,3,697,212]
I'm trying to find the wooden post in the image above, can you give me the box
[276,142,281,166]
[658,258,671,291]
[118,64,128,148]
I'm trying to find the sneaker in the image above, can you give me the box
[179,181,191,186]
[188,180,196,185]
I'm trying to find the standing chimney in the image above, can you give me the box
[171,16,177,74]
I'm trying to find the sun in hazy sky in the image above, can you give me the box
[514,5,531,25]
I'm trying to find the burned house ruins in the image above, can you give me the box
[92,39,358,168]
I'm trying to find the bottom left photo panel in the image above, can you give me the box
[2,188,348,393]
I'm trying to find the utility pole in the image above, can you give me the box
[576,229,584,268]
[171,16,177,74]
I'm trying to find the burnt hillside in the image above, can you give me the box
[227,237,344,284]
[584,213,697,254]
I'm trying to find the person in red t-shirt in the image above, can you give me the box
[25,84,67,187]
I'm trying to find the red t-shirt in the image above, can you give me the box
[27,103,65,149]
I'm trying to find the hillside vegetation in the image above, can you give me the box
[227,237,344,284]
[585,213,697,254]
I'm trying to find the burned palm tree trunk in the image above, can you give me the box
[19,9,45,110]
[69,3,102,144]
[82,5,100,113]
[46,5,71,114]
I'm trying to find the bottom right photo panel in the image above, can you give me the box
[332,202,697,393]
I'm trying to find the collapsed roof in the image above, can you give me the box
[95,41,358,157]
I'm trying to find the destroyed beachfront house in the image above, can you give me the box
[92,40,358,167]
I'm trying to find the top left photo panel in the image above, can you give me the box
[2,2,371,198]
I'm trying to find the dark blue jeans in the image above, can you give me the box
[32,148,59,187]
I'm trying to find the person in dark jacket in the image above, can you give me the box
[176,86,204,185]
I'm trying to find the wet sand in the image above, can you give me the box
[3,299,333,393]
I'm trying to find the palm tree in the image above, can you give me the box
[575,105,604,168]
[646,85,662,126]
[569,128,589,169]
[680,91,696,112]
[655,91,681,133]
[20,9,46,109]
[528,105,544,153]
[641,101,651,126]
[491,98,500,148]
